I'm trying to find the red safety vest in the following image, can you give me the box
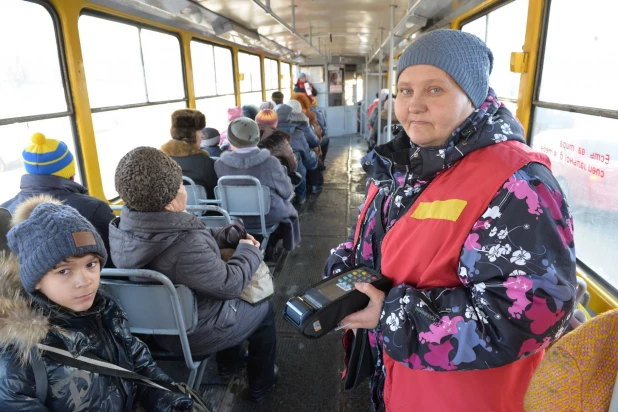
[354,141,551,411]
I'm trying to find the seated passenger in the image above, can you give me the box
[284,99,320,149]
[271,91,284,106]
[220,106,243,151]
[0,195,192,411]
[200,127,222,157]
[1,133,115,264]
[275,104,319,204]
[291,93,330,163]
[241,104,259,121]
[293,72,317,103]
[255,110,300,186]
[160,109,217,199]
[110,147,277,402]
[310,98,328,142]
[215,118,301,251]
[369,97,401,150]
[259,101,275,111]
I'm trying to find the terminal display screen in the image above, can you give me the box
[303,269,378,308]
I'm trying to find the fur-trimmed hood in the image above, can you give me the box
[217,148,272,169]
[161,139,210,158]
[0,251,49,364]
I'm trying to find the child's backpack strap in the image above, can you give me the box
[30,349,48,405]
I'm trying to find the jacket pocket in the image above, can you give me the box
[214,300,238,330]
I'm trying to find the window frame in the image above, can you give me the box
[190,38,237,100]
[529,0,618,297]
[0,0,85,182]
[238,50,264,95]
[79,11,189,115]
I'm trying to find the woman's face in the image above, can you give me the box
[395,65,475,148]
[195,129,204,147]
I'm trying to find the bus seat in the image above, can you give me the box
[214,175,279,252]
[183,176,221,206]
[100,269,208,390]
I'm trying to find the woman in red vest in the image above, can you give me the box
[324,29,577,412]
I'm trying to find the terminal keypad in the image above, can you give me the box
[337,270,378,291]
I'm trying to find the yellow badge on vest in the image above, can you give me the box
[411,199,467,222]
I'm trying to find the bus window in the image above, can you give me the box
[238,52,263,106]
[462,0,528,113]
[530,0,618,293]
[281,62,291,100]
[264,58,280,97]
[79,15,187,199]
[0,0,80,203]
[192,41,236,133]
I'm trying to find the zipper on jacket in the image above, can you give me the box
[96,313,127,408]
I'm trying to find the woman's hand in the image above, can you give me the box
[340,283,385,330]
[239,234,260,248]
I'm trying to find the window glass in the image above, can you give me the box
[265,58,279,91]
[462,15,486,42]
[240,91,264,107]
[539,0,618,110]
[238,52,262,93]
[196,95,237,136]
[0,1,67,119]
[92,102,186,199]
[140,29,185,101]
[191,41,217,97]
[79,16,146,108]
[214,46,234,95]
[281,62,291,99]
[300,66,325,83]
[0,117,80,202]
[485,0,528,101]
[530,107,618,288]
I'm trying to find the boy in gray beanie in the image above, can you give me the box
[0,194,192,410]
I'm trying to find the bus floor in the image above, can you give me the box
[157,134,372,411]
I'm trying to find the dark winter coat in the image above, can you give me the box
[277,123,318,172]
[324,90,577,411]
[0,252,192,411]
[282,112,320,148]
[258,126,298,175]
[214,149,301,250]
[160,140,218,199]
[1,174,116,265]
[202,145,222,158]
[108,209,268,357]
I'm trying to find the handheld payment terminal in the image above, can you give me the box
[283,267,391,339]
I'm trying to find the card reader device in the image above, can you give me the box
[283,267,391,339]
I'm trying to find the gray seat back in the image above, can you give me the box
[214,175,271,216]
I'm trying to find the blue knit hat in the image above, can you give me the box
[22,133,76,179]
[397,29,494,108]
[7,196,108,292]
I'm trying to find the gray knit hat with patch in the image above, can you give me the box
[227,117,260,149]
[7,198,108,292]
[115,147,183,212]
[397,29,493,108]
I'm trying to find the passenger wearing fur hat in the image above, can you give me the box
[110,146,278,401]
[161,109,217,198]
[2,133,116,265]
[215,118,301,251]
[323,29,575,412]
[0,195,192,410]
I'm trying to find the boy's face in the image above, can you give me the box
[35,254,101,312]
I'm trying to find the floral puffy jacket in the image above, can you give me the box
[324,90,577,410]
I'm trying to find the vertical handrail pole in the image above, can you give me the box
[386,5,396,142]
[377,27,383,146]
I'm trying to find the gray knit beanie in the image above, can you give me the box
[227,118,260,149]
[115,147,183,212]
[397,29,493,108]
[275,104,293,123]
[7,197,108,292]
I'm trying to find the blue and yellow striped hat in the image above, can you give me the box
[23,133,76,179]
